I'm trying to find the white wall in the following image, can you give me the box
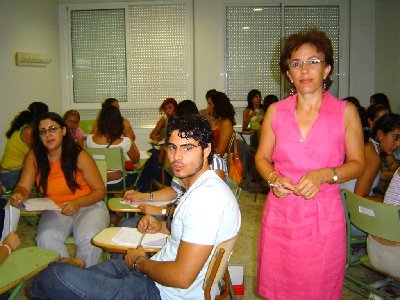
[348,0,375,107]
[0,0,61,150]
[375,0,400,113]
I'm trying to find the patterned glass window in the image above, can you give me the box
[71,9,127,103]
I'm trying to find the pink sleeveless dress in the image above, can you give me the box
[257,92,347,300]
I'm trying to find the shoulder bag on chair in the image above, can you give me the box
[228,135,243,185]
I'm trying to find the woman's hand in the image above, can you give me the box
[139,204,163,215]
[10,193,25,208]
[124,190,148,202]
[270,175,295,198]
[294,170,324,200]
[3,232,20,251]
[138,215,161,234]
[60,200,81,216]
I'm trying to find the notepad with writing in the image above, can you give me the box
[23,198,61,211]
[111,227,168,248]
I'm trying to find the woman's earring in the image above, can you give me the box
[322,80,327,94]
[290,84,296,96]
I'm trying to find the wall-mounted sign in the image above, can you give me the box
[15,52,52,67]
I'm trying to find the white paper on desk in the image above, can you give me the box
[120,200,172,207]
[23,198,61,211]
[111,227,168,248]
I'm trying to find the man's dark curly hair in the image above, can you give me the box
[280,28,334,90]
[98,105,124,144]
[33,112,81,195]
[166,114,215,165]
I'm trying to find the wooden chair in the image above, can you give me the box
[0,246,59,300]
[341,189,400,300]
[203,234,238,300]
[226,177,242,201]
[86,147,126,196]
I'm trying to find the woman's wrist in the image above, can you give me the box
[2,244,11,255]
[267,171,278,184]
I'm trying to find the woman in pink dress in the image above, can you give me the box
[255,29,365,299]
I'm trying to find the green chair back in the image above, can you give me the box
[79,119,96,135]
[342,189,400,242]
[341,189,400,299]
[86,147,126,193]
[0,247,59,299]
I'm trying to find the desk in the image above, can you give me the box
[235,129,254,146]
[107,198,141,213]
[92,227,165,253]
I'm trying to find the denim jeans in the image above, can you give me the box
[0,169,21,191]
[31,259,161,300]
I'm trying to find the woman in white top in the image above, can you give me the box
[341,113,400,201]
[86,105,140,190]
[367,166,400,278]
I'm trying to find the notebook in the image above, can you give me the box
[22,198,61,211]
[111,227,168,248]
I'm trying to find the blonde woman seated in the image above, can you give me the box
[10,112,109,267]
[63,109,84,147]
[86,105,140,190]
[367,166,400,278]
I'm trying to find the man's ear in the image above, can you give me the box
[203,143,212,160]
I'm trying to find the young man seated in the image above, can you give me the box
[30,114,241,300]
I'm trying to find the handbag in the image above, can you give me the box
[228,134,243,184]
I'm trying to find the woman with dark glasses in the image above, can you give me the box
[10,112,109,267]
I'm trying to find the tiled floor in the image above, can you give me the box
[14,189,385,299]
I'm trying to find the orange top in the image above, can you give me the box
[37,161,91,206]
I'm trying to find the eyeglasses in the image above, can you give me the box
[165,143,199,154]
[39,125,60,136]
[288,59,325,69]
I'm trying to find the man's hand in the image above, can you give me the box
[138,215,161,234]
[124,190,148,202]
[61,200,81,216]
[124,247,146,269]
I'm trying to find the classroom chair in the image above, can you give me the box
[79,119,96,135]
[0,246,59,300]
[341,189,400,300]
[203,234,238,300]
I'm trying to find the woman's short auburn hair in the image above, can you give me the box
[159,98,178,114]
[280,28,334,89]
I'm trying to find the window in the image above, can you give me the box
[60,1,193,127]
[224,1,348,125]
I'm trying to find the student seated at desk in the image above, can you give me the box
[29,113,241,300]
[209,91,235,156]
[92,97,136,142]
[63,110,84,147]
[86,105,140,190]
[10,112,109,268]
[242,89,263,131]
[367,167,400,278]
[124,100,228,220]
[0,102,49,191]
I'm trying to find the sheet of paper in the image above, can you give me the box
[23,197,61,211]
[111,227,168,248]
[120,200,172,207]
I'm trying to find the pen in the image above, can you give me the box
[137,219,151,247]
[269,183,286,188]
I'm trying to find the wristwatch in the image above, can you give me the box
[148,192,154,202]
[133,256,145,271]
[332,168,338,182]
